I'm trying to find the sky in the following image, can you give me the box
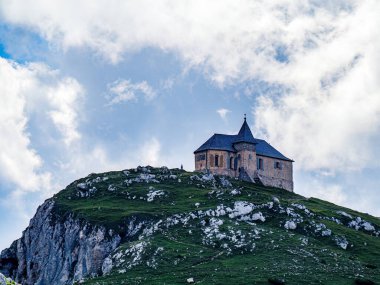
[0,0,380,250]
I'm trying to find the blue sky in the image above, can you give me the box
[1,0,380,250]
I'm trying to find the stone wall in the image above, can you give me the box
[194,151,207,171]
[195,150,238,176]
[256,155,293,192]
[207,150,236,176]
[233,143,256,181]
[194,149,294,192]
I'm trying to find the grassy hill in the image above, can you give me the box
[51,166,380,285]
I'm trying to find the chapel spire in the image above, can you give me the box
[235,115,257,144]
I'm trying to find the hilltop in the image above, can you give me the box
[1,166,379,285]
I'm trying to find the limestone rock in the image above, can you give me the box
[0,199,121,285]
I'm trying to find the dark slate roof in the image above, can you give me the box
[234,119,257,144]
[255,139,293,162]
[194,134,237,153]
[194,119,293,162]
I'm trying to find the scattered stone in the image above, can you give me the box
[335,236,349,250]
[108,184,116,192]
[284,221,297,230]
[336,211,352,219]
[147,190,165,202]
[272,197,280,204]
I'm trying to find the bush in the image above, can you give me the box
[268,278,285,285]
[355,278,375,285]
[365,264,377,269]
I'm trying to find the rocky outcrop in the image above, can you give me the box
[0,199,121,285]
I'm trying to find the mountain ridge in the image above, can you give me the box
[1,166,379,285]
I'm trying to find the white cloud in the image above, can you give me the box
[217,108,231,120]
[140,137,161,166]
[253,1,380,172]
[309,181,347,205]
[107,79,156,105]
[0,57,82,194]
[2,1,379,173]
[0,58,50,193]
[47,78,83,146]
[0,1,358,80]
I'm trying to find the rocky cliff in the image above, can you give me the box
[0,200,120,285]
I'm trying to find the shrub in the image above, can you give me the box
[355,278,375,285]
[268,277,285,285]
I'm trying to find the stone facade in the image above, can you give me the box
[194,118,294,192]
[256,155,293,191]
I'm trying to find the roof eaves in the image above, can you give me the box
[256,153,294,162]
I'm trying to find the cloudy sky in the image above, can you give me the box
[1,0,380,250]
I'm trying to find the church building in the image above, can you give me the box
[194,116,294,191]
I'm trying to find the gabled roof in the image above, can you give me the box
[255,139,293,162]
[194,134,236,153]
[194,118,293,162]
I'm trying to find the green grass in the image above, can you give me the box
[50,166,380,285]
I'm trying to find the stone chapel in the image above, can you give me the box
[194,116,294,191]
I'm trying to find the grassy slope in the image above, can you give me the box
[52,167,380,285]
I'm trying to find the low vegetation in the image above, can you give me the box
[50,166,380,285]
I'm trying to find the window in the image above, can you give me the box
[210,155,214,167]
[274,161,282,169]
[196,154,206,161]
[220,155,224,167]
[234,157,239,170]
[230,157,234,170]
[257,158,263,170]
[215,155,219,167]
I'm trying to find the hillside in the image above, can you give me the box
[1,166,379,285]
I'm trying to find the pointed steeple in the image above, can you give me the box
[234,115,257,144]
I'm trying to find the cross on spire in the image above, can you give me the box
[244,113,246,121]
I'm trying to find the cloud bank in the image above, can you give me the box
[0,58,82,196]
[2,0,379,175]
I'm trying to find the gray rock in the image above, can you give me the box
[0,273,7,285]
[0,199,121,285]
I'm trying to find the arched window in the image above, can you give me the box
[257,158,263,170]
[220,155,224,167]
[210,154,214,167]
[230,157,234,170]
[215,155,219,167]
[234,157,238,170]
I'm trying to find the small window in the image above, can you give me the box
[257,158,263,170]
[210,155,214,167]
[249,154,252,160]
[197,154,205,161]
[274,161,282,169]
[230,157,234,170]
[215,155,219,167]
